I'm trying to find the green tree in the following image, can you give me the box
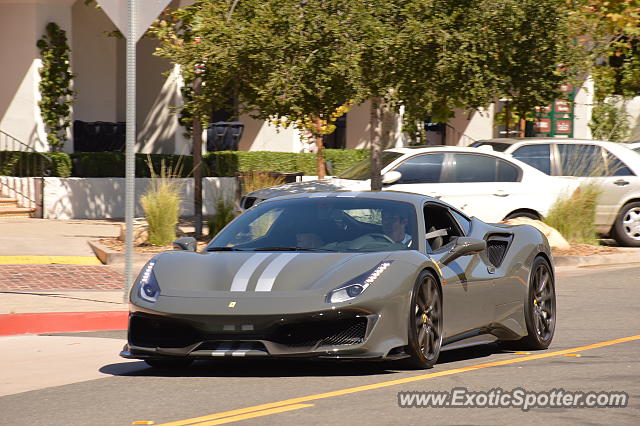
[37,22,75,152]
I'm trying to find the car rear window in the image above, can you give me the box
[511,144,551,175]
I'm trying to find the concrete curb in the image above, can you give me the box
[553,250,640,268]
[88,239,154,265]
[0,311,128,336]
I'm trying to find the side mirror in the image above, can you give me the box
[439,237,486,266]
[382,170,402,185]
[173,237,197,252]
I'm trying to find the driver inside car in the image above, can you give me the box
[382,209,412,246]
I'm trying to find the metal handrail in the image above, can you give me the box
[0,130,52,216]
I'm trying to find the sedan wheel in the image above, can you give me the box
[405,270,442,368]
[613,202,640,247]
[513,256,556,349]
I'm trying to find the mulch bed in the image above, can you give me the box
[98,237,209,254]
[551,243,622,257]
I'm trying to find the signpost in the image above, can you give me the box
[97,0,171,301]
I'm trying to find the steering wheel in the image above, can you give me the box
[365,233,396,243]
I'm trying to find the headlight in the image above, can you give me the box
[326,261,392,303]
[138,261,160,303]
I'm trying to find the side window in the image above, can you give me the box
[604,149,635,176]
[497,159,520,182]
[450,209,471,235]
[394,154,445,184]
[557,144,605,177]
[448,153,497,182]
[423,203,464,252]
[512,144,551,175]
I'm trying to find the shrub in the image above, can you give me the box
[0,151,72,177]
[71,152,196,178]
[239,171,286,195]
[140,158,183,246]
[544,182,601,244]
[207,197,235,237]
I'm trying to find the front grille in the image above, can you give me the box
[320,319,367,346]
[129,313,369,350]
[129,315,201,348]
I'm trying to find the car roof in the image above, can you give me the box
[382,145,551,177]
[263,190,439,205]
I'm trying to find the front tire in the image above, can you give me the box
[404,270,443,369]
[612,202,640,247]
[512,256,556,350]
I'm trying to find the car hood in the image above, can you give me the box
[245,178,369,201]
[149,250,391,298]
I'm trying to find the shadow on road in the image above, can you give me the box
[100,343,508,378]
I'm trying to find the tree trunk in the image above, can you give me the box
[192,77,203,237]
[370,97,383,191]
[504,101,511,138]
[313,116,325,179]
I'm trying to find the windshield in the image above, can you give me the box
[338,152,403,180]
[208,197,418,252]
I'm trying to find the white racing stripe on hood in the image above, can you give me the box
[230,253,272,291]
[255,253,298,292]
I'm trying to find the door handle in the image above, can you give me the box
[614,179,629,186]
[493,191,509,197]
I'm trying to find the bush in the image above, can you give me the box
[0,151,72,177]
[238,171,286,195]
[207,197,235,237]
[71,152,196,178]
[544,183,601,244]
[206,149,369,177]
[140,159,183,246]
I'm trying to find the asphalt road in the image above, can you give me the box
[1,264,639,425]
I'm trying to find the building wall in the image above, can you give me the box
[447,106,494,146]
[0,0,74,152]
[573,77,594,139]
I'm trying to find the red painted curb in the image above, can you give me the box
[0,311,129,336]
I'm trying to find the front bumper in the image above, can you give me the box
[120,307,406,361]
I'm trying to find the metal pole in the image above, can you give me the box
[123,0,137,302]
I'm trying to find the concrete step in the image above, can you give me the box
[0,207,35,218]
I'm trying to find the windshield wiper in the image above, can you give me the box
[206,246,247,252]
[252,246,333,252]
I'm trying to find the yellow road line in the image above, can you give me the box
[159,334,640,426]
[197,404,314,426]
[0,255,102,265]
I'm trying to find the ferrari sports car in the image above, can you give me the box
[121,191,556,369]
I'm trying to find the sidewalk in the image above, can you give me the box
[1,217,639,336]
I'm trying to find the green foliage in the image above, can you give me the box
[206,149,368,177]
[140,159,184,246]
[37,23,75,152]
[238,171,286,195]
[71,153,196,178]
[544,183,601,244]
[589,98,631,141]
[207,196,236,237]
[0,151,72,177]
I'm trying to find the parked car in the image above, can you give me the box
[241,147,577,224]
[121,192,556,369]
[497,139,640,246]
[468,138,520,152]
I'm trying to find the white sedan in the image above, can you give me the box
[241,147,577,225]
[498,139,640,246]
